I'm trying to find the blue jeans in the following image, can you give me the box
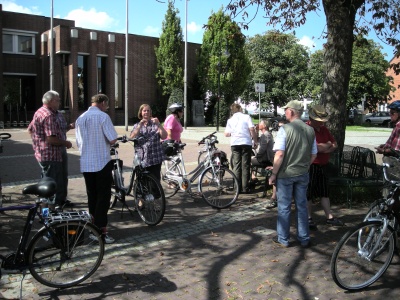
[276,173,310,246]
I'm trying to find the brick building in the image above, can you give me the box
[387,54,400,102]
[0,6,200,126]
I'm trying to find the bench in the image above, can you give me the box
[326,145,383,208]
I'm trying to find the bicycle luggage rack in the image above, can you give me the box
[49,210,92,222]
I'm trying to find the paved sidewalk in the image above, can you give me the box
[1,127,398,299]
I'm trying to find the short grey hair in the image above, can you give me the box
[42,90,59,104]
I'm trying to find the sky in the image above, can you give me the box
[0,0,397,60]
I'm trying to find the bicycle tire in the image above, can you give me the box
[199,166,239,209]
[0,133,12,140]
[134,173,166,226]
[110,162,127,208]
[28,221,104,288]
[330,220,395,291]
[364,199,398,230]
[198,150,207,164]
[161,158,181,198]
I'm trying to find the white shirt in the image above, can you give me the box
[75,106,118,172]
[225,112,254,146]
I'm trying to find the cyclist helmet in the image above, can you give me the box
[168,103,184,113]
[388,100,400,112]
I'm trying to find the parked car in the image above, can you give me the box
[251,109,275,118]
[365,111,391,127]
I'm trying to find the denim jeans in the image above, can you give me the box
[276,173,310,246]
[39,160,64,206]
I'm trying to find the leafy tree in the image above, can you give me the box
[348,36,393,110]
[155,1,183,97]
[306,38,392,111]
[197,9,251,126]
[243,31,309,115]
[226,0,400,150]
[305,50,324,99]
[166,88,184,117]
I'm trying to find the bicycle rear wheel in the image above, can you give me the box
[28,221,104,288]
[134,173,166,226]
[199,166,239,209]
[330,220,395,291]
[160,158,181,198]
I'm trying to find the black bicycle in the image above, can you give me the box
[330,151,400,290]
[109,136,166,226]
[0,177,104,290]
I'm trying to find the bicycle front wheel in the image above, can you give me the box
[28,221,104,288]
[364,199,398,230]
[199,166,239,209]
[134,173,166,226]
[160,158,181,198]
[330,220,395,291]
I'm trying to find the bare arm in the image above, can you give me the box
[46,136,72,149]
[268,150,284,185]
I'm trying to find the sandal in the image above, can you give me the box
[266,198,277,209]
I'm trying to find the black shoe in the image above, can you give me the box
[61,200,74,207]
[301,240,311,248]
[308,218,318,231]
[239,188,250,194]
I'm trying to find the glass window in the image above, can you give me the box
[2,31,35,54]
[18,35,33,53]
[97,57,106,94]
[78,55,88,110]
[2,34,13,52]
[114,58,123,109]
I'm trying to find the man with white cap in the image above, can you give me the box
[306,105,344,229]
[269,100,317,248]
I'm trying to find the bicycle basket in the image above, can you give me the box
[162,139,178,156]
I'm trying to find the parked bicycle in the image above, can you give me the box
[330,151,400,291]
[109,136,166,226]
[160,133,239,209]
[1,132,12,207]
[197,131,218,164]
[0,177,104,290]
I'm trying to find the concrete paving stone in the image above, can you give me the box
[1,127,399,299]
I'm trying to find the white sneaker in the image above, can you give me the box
[103,234,115,244]
[89,233,115,244]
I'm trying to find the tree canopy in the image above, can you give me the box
[155,0,183,97]
[226,0,400,150]
[197,9,251,126]
[243,30,309,114]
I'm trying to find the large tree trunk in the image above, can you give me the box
[321,0,364,151]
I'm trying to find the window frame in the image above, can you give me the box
[3,29,36,55]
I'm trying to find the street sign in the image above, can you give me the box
[255,83,265,93]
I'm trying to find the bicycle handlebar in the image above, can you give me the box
[198,131,218,145]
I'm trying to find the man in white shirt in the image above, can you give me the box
[75,94,118,244]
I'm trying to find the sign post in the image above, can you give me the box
[255,83,265,120]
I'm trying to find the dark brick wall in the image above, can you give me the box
[1,8,201,126]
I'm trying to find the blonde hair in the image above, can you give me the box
[138,104,151,119]
[230,103,242,114]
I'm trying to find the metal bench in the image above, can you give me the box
[327,145,383,208]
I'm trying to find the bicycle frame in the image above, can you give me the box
[164,139,218,193]
[0,201,44,267]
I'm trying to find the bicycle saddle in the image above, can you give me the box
[22,177,57,198]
